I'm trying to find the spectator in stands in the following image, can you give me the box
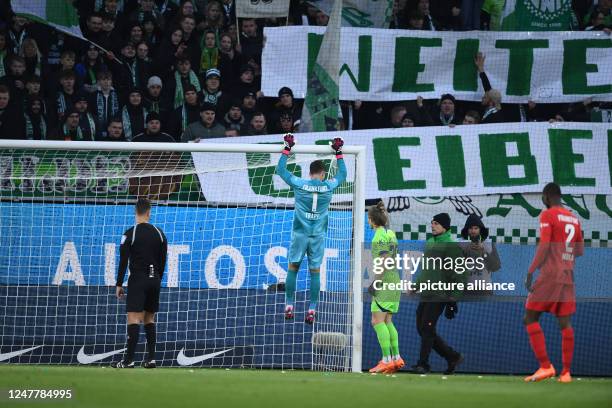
[462,110,480,125]
[202,68,229,114]
[121,88,148,141]
[144,75,164,115]
[583,0,612,29]
[45,50,78,97]
[60,108,91,141]
[475,52,505,123]
[90,70,120,139]
[133,112,176,142]
[0,32,8,79]
[224,128,239,137]
[459,214,501,297]
[0,86,25,139]
[414,0,438,30]
[429,0,462,30]
[101,118,127,142]
[222,100,245,133]
[417,94,462,126]
[76,44,108,93]
[7,15,31,55]
[401,112,416,127]
[110,42,150,95]
[218,32,240,90]
[23,95,48,140]
[100,13,123,54]
[278,111,297,133]
[239,19,263,66]
[245,111,267,135]
[0,55,27,106]
[24,76,46,112]
[240,91,258,124]
[75,93,97,140]
[153,28,187,78]
[269,86,302,134]
[19,38,43,78]
[405,10,426,29]
[168,84,201,138]
[182,102,225,142]
[165,56,201,110]
[51,69,79,128]
[200,1,225,35]
[177,16,200,68]
[389,105,408,128]
[83,13,106,48]
[199,30,219,75]
[231,65,259,99]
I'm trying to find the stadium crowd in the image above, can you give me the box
[0,0,610,141]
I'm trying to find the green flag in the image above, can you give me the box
[11,0,84,39]
[301,0,342,133]
[500,0,578,31]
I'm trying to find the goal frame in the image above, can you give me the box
[0,140,366,373]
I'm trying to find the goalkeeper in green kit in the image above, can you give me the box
[367,201,404,374]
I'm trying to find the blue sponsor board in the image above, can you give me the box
[0,203,353,290]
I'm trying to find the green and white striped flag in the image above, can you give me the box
[308,0,392,28]
[12,0,85,39]
[300,0,341,133]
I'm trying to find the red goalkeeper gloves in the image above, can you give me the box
[282,133,295,155]
[331,137,344,158]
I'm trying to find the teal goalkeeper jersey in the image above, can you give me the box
[276,154,347,237]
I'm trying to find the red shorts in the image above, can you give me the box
[525,282,576,316]
[525,300,576,316]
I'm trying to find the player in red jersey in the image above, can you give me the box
[523,183,584,383]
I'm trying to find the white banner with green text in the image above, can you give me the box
[194,122,612,203]
[261,27,612,103]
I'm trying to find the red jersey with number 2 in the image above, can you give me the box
[528,206,584,284]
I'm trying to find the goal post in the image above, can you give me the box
[0,140,365,372]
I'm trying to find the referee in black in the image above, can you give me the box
[112,198,167,368]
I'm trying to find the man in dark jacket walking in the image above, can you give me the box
[412,213,465,375]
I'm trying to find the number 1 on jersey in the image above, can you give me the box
[312,193,318,212]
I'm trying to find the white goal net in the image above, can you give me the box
[0,140,365,372]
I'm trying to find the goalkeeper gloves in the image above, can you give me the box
[331,137,344,158]
[444,302,458,319]
[282,133,295,155]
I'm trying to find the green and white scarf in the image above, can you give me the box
[0,50,7,78]
[96,90,120,126]
[62,124,84,141]
[79,113,97,140]
[122,106,148,141]
[24,113,47,140]
[173,70,201,109]
[203,89,221,105]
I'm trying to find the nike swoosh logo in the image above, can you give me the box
[0,345,42,362]
[176,348,234,366]
[77,346,127,364]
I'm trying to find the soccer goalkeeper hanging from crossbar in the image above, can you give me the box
[276,133,346,324]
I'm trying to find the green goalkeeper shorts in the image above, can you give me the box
[371,299,399,314]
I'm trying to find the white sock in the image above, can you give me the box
[382,356,391,363]
[393,355,401,361]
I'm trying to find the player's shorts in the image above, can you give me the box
[371,299,399,314]
[526,283,576,316]
[288,232,325,269]
[126,277,161,313]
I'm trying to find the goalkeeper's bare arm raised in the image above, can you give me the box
[276,134,346,324]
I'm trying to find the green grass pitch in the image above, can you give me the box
[1,366,611,408]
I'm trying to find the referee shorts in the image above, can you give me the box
[126,277,161,313]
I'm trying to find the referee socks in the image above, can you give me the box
[125,324,140,363]
[144,323,156,362]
